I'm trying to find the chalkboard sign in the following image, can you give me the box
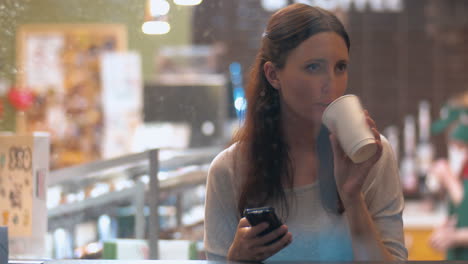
[0,135,34,237]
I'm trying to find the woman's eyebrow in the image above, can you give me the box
[303,58,349,64]
[303,58,327,64]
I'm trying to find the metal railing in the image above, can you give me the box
[48,147,220,259]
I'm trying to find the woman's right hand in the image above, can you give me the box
[227,217,292,262]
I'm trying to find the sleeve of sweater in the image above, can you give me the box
[362,136,408,261]
[203,146,241,259]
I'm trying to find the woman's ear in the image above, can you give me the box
[263,61,281,90]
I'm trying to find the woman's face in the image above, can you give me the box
[274,32,349,124]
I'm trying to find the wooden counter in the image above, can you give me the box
[403,200,448,260]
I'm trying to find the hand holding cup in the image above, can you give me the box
[322,94,377,163]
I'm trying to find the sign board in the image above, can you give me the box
[100,52,142,158]
[0,133,49,258]
[0,135,34,237]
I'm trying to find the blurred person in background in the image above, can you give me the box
[429,102,468,260]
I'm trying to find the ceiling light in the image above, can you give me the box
[149,0,170,16]
[261,0,287,12]
[142,21,171,35]
[173,0,202,6]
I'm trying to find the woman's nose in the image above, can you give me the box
[321,70,335,95]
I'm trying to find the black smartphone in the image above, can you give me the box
[243,207,284,244]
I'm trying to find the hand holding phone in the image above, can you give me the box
[243,207,284,244]
[227,213,292,262]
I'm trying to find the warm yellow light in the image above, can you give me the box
[173,0,202,6]
[150,0,170,16]
[142,21,171,35]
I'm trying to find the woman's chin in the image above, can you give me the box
[300,113,323,126]
[312,110,325,123]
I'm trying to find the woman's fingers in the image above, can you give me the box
[366,116,376,130]
[244,221,270,239]
[248,225,292,261]
[357,127,382,169]
[365,111,382,162]
[364,110,381,141]
[255,231,292,259]
[238,217,250,228]
[253,225,288,247]
[370,126,381,141]
[239,217,270,240]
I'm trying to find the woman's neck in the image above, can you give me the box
[280,105,321,187]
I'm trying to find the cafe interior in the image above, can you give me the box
[1,0,468,262]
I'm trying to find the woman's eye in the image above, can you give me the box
[336,63,348,72]
[306,63,321,72]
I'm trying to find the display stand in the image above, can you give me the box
[0,132,50,258]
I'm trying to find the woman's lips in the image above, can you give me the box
[316,102,331,108]
[314,104,329,111]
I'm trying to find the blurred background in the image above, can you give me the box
[0,0,467,261]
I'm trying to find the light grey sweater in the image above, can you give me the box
[204,137,408,261]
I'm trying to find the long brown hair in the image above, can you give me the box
[233,3,350,217]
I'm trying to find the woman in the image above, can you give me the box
[204,3,407,262]
[430,118,468,260]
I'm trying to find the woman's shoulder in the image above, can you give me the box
[207,142,244,186]
[209,143,239,171]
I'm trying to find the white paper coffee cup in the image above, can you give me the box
[322,94,377,163]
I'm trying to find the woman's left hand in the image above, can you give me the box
[329,110,383,206]
[430,216,457,252]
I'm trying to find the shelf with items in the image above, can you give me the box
[47,147,220,259]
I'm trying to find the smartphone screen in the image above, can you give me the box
[243,207,284,244]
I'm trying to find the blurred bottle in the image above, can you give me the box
[416,101,437,197]
[383,125,399,162]
[400,115,419,198]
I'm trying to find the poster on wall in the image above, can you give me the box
[0,135,33,237]
[100,52,142,159]
[24,34,65,94]
[16,24,127,169]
